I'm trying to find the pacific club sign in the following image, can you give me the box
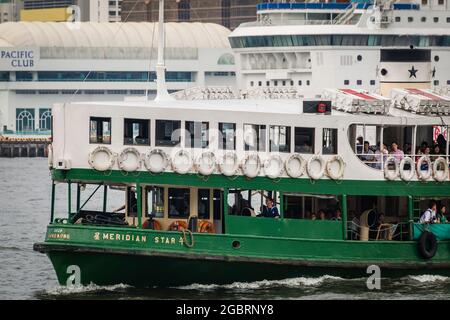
[0,48,38,69]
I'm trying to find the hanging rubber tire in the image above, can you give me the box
[144,149,169,173]
[433,157,448,182]
[416,156,432,181]
[399,157,415,181]
[326,155,345,180]
[285,154,306,178]
[307,155,325,180]
[417,231,437,259]
[384,156,399,181]
[88,146,116,171]
[118,147,142,172]
[264,154,284,179]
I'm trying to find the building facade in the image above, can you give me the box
[0,21,236,135]
[121,0,259,29]
[19,0,122,22]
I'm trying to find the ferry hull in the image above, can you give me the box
[34,225,450,287]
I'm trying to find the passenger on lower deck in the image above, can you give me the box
[436,205,448,224]
[420,201,437,224]
[260,198,280,218]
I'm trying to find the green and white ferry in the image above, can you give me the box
[34,1,450,287]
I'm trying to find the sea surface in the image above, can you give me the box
[0,158,450,300]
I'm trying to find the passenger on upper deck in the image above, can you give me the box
[420,201,437,224]
[261,198,280,218]
[356,136,364,155]
[373,143,388,169]
[359,141,375,165]
[390,142,404,161]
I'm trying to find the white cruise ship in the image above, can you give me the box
[229,0,450,96]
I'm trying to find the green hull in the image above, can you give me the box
[35,225,450,287]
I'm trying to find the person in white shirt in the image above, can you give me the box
[420,201,437,224]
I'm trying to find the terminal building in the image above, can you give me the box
[0,21,236,135]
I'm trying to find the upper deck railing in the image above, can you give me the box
[256,2,419,11]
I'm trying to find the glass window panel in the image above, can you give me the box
[185,121,209,148]
[155,120,181,147]
[219,122,236,150]
[270,125,291,153]
[198,189,210,220]
[323,128,338,155]
[124,118,150,145]
[168,188,190,219]
[146,186,165,218]
[244,124,266,151]
[89,117,111,144]
[295,127,315,153]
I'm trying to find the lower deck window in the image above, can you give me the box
[168,188,190,218]
[198,189,210,220]
[146,186,165,218]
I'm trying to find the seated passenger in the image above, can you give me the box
[331,208,342,221]
[436,205,448,224]
[356,136,363,154]
[310,213,317,220]
[318,209,327,221]
[359,141,375,165]
[390,142,404,161]
[419,201,437,224]
[260,198,280,218]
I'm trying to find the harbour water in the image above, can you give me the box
[1,158,450,300]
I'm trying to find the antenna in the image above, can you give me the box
[155,0,174,101]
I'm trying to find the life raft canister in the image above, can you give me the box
[417,231,438,259]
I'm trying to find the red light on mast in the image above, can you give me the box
[317,103,327,113]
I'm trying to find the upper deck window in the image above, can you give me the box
[185,121,209,148]
[244,124,266,152]
[89,117,111,144]
[155,120,181,147]
[323,128,338,155]
[270,125,291,153]
[295,127,315,154]
[219,122,236,150]
[124,119,150,146]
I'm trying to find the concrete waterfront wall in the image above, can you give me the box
[0,140,50,158]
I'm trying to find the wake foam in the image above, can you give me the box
[408,275,450,283]
[44,283,131,296]
[176,275,344,291]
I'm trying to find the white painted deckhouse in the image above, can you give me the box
[229,0,450,96]
[0,21,235,135]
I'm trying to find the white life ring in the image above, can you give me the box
[264,155,284,179]
[384,156,399,181]
[241,153,261,178]
[118,147,142,172]
[88,146,116,172]
[172,150,193,174]
[47,144,53,169]
[399,157,415,181]
[307,155,325,180]
[195,152,216,176]
[416,156,432,181]
[433,157,449,182]
[285,154,306,178]
[326,155,345,180]
[219,152,239,177]
[144,149,169,173]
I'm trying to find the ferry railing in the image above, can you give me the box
[347,220,411,241]
[355,152,449,170]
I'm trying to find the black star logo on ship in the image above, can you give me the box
[408,66,418,78]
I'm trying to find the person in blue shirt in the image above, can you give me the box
[261,197,280,218]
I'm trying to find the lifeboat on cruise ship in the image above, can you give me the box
[219,152,240,177]
[144,149,169,173]
[195,152,216,176]
[307,155,325,180]
[264,155,284,179]
[88,146,116,172]
[241,153,261,178]
[285,154,306,178]
[118,147,142,172]
[172,150,193,174]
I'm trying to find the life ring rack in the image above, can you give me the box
[88,146,116,172]
[285,154,306,178]
[118,147,142,172]
[195,152,216,176]
[399,157,415,182]
[307,155,325,180]
[416,156,432,181]
[326,155,345,180]
[264,154,284,179]
[433,157,449,182]
[241,153,261,178]
[384,156,399,181]
[144,149,169,174]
